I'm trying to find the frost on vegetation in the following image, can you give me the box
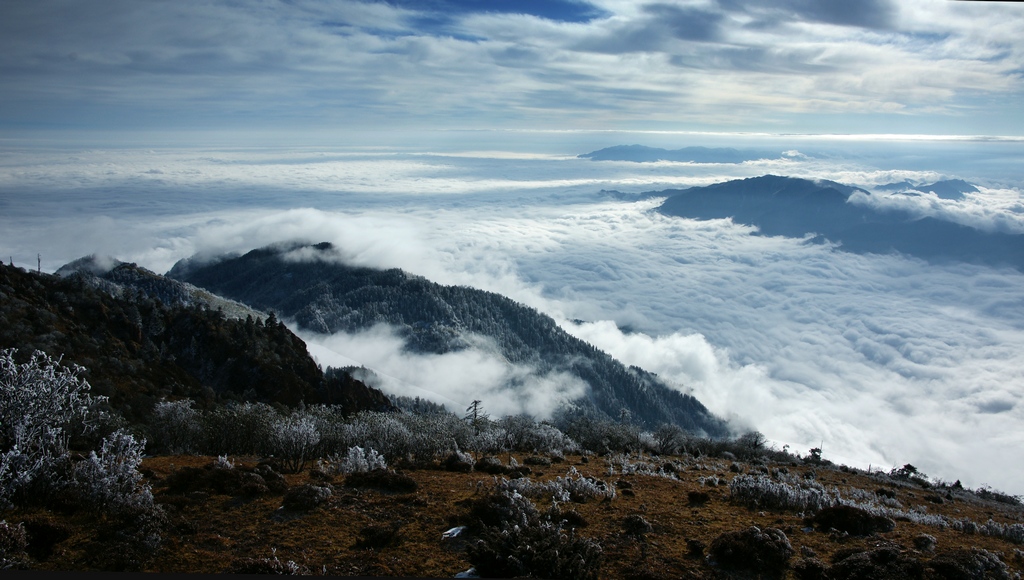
[494,467,615,504]
[0,349,105,507]
[324,446,387,475]
[729,475,835,513]
[953,519,1024,545]
[270,414,321,473]
[214,454,235,470]
[150,399,202,455]
[72,429,156,515]
[605,453,677,480]
[466,487,602,580]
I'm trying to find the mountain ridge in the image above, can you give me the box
[656,174,1024,270]
[579,144,780,163]
[169,242,731,436]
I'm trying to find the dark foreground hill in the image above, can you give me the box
[169,242,730,436]
[656,175,1024,270]
[0,262,392,422]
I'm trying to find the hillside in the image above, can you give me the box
[656,175,1024,271]
[168,242,729,436]
[0,261,393,422]
[10,449,1024,577]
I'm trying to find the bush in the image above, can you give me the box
[282,483,332,511]
[0,349,105,508]
[729,475,834,513]
[466,489,602,580]
[149,399,202,454]
[270,413,321,473]
[928,548,1011,580]
[325,446,387,475]
[202,401,278,456]
[829,547,924,580]
[442,451,475,473]
[0,520,29,570]
[811,505,895,536]
[707,526,794,576]
[72,429,155,515]
[344,469,418,494]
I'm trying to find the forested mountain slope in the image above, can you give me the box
[0,262,392,423]
[169,242,729,436]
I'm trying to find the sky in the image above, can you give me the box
[0,0,1023,138]
[2,2,1024,492]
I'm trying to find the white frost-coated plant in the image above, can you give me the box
[72,429,155,514]
[606,453,677,480]
[151,399,202,454]
[729,474,836,513]
[333,446,387,474]
[214,454,235,470]
[496,466,616,503]
[271,414,321,473]
[0,349,105,507]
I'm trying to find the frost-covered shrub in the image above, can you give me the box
[729,475,835,513]
[0,349,105,507]
[497,467,615,504]
[708,526,794,575]
[500,415,580,456]
[282,483,332,511]
[329,446,387,474]
[202,401,278,456]
[341,412,414,461]
[468,426,509,456]
[443,450,475,472]
[72,429,155,515]
[401,412,472,460]
[466,488,603,580]
[270,413,321,473]
[149,399,203,454]
[977,520,1024,545]
[606,453,677,480]
[559,414,642,454]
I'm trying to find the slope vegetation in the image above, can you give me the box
[0,262,392,422]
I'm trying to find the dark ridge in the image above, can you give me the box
[0,262,393,424]
[169,243,730,436]
[656,175,1024,271]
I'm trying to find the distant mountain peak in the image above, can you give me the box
[655,174,1022,270]
[579,144,779,164]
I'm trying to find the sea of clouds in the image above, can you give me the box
[2,135,1023,491]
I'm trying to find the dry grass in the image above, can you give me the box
[7,453,1024,578]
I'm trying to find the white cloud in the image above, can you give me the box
[849,187,1024,234]
[1,0,1022,133]
[300,324,588,419]
[4,141,1024,493]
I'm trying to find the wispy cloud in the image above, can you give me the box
[0,0,1021,134]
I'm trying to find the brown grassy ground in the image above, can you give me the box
[8,452,1024,578]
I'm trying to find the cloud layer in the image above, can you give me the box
[1,0,1022,134]
[2,140,1024,493]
